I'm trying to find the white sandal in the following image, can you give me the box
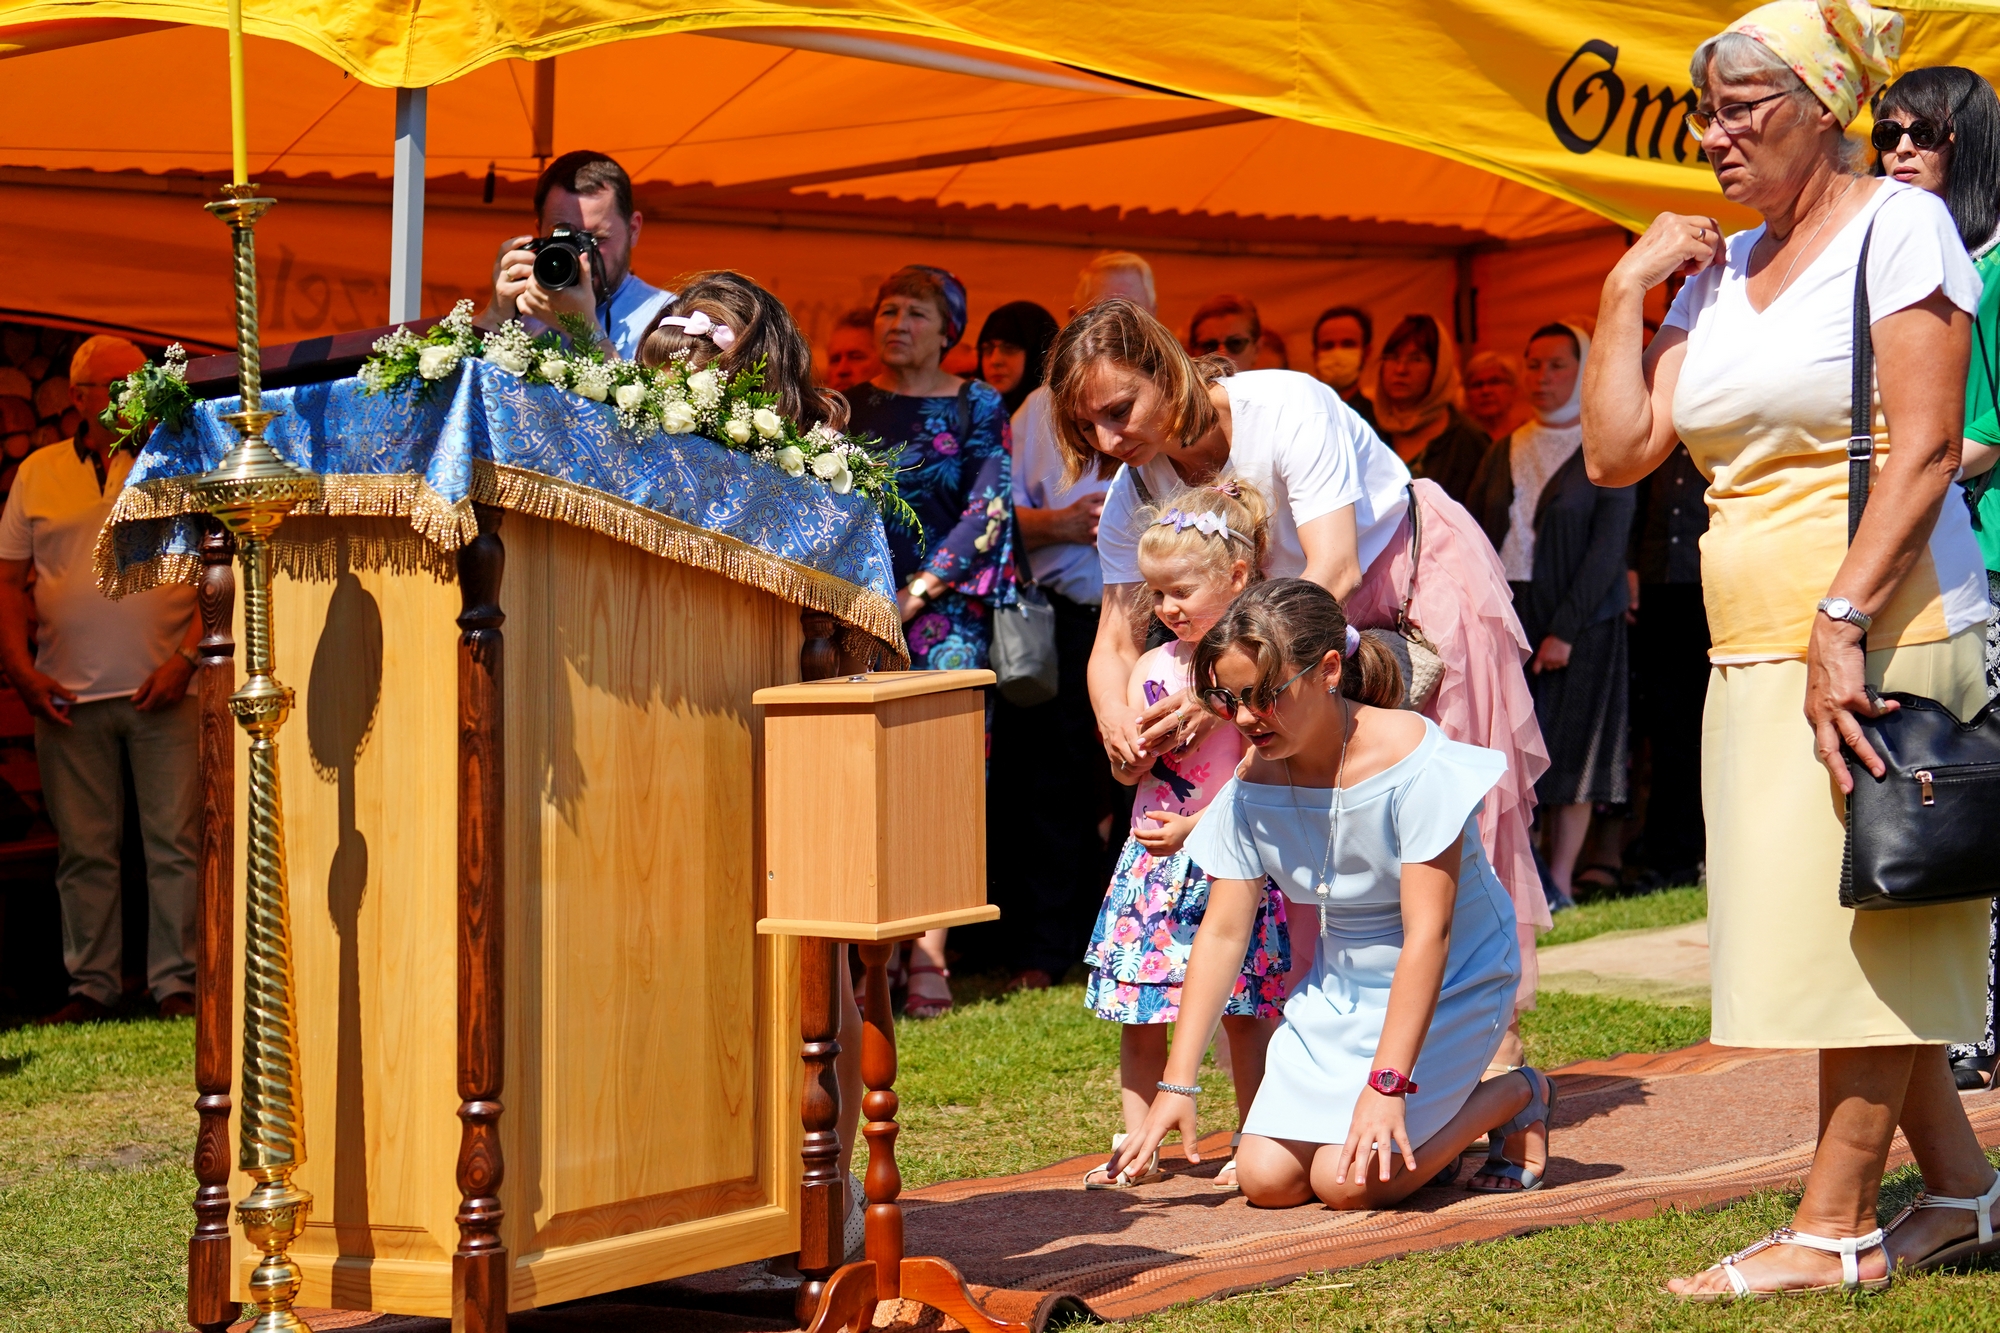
[1676,1226,1890,1301]
[1084,1132,1165,1190]
[1885,1169,2000,1272]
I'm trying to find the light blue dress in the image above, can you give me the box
[1183,718,1521,1147]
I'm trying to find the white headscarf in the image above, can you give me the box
[1500,323,1592,581]
[1529,323,1591,428]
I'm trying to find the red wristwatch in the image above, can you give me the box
[1366,1068,1418,1097]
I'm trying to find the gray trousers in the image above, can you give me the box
[35,695,200,1005]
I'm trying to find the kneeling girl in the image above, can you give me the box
[1109,579,1552,1207]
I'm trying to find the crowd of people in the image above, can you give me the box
[14,0,2000,1298]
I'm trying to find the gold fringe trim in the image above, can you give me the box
[93,465,908,664]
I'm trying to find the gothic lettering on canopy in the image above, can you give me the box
[1547,40,1704,166]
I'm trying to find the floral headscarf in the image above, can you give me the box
[1722,0,1902,127]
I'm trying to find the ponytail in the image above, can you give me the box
[1345,631,1405,709]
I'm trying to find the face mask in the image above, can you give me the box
[1315,347,1363,390]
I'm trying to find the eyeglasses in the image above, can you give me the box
[1199,661,1317,719]
[1871,116,1947,153]
[1193,335,1254,356]
[1685,90,1793,139]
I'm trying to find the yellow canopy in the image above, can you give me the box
[5,0,1997,231]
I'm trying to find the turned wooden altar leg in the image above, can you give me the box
[188,524,237,1333]
[454,508,507,1333]
[795,608,847,1328]
[803,943,1027,1333]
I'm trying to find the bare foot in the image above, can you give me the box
[1885,1198,1982,1271]
[1666,1235,1887,1297]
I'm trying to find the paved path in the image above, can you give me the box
[1536,919,1711,1006]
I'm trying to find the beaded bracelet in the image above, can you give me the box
[1155,1080,1201,1097]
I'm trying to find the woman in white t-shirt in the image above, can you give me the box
[1582,3,2000,1298]
[1045,299,1551,1026]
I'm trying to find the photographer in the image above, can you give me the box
[481,150,671,359]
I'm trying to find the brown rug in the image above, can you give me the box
[237,1044,2000,1331]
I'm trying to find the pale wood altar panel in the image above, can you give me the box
[226,515,804,1316]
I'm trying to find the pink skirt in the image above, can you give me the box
[1348,479,1552,1008]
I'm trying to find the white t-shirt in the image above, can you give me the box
[1098,370,1411,586]
[0,441,195,701]
[1011,386,1112,605]
[1664,180,1989,662]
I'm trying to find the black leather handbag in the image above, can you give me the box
[1839,221,2000,910]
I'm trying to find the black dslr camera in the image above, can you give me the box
[527,224,602,292]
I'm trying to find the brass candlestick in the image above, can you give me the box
[195,182,321,1333]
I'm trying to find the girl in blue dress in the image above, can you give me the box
[1109,578,1555,1205]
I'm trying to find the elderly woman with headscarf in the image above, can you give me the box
[1585,0,2000,1297]
[846,263,1021,1020]
[976,300,1061,415]
[1469,324,1635,909]
[1372,314,1491,505]
[1462,351,1528,441]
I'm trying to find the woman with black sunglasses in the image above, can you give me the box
[1876,65,2000,1093]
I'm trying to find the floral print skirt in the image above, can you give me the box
[1083,834,1290,1024]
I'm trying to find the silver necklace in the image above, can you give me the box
[1283,694,1351,936]
[1769,174,1855,303]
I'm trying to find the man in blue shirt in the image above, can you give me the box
[481,151,672,359]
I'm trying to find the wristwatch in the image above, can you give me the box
[1817,596,1873,633]
[1366,1068,1419,1097]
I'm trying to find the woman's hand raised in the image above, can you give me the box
[1611,212,1727,296]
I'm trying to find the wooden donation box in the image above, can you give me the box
[203,511,872,1319]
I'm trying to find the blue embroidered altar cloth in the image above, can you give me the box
[100,360,902,646]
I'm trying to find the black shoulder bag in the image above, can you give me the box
[1839,221,2000,910]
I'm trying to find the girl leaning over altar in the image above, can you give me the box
[1106,578,1554,1206]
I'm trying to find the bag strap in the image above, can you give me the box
[1848,219,1879,544]
[955,379,974,455]
[1128,463,1157,508]
[1398,483,1422,632]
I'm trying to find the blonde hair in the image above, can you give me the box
[1073,251,1157,312]
[1136,481,1271,589]
[1045,298,1232,486]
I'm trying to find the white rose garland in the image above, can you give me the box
[359,300,916,529]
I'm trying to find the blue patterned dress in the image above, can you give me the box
[846,381,1019,670]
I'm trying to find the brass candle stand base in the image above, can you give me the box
[195,180,322,1333]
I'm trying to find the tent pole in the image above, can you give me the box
[391,87,427,325]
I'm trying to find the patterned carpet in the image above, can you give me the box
[234,1044,2000,1331]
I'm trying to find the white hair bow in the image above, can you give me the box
[1154,508,1242,544]
[661,310,736,349]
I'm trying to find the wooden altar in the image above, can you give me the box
[184,507,902,1328]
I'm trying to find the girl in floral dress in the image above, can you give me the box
[1083,482,1289,1190]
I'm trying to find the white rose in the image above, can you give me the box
[752,407,784,439]
[615,382,647,410]
[660,400,698,434]
[830,465,854,495]
[576,379,607,402]
[418,344,462,380]
[573,365,612,401]
[538,357,570,388]
[775,446,806,476]
[687,368,719,399]
[724,418,754,444]
[811,452,844,480]
[486,346,530,375]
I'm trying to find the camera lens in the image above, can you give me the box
[533,243,581,291]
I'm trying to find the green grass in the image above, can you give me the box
[0,1015,201,1333]
[1519,990,1713,1069]
[1541,885,1708,949]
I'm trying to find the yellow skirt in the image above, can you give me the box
[1704,628,1991,1048]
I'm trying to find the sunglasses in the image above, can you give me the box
[1871,116,1948,153]
[1684,90,1791,139]
[1199,661,1317,719]
[1193,335,1255,356]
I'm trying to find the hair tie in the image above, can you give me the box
[1153,507,1243,544]
[660,310,736,350]
[1344,624,1361,658]
[1209,481,1242,498]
